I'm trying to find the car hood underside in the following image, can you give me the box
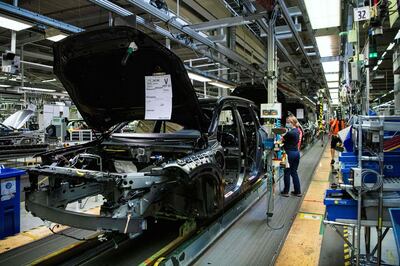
[53,26,209,133]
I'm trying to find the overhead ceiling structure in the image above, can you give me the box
[302,0,342,105]
[0,0,339,107]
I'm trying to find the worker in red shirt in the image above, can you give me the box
[329,117,342,165]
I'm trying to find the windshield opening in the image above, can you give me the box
[116,120,184,134]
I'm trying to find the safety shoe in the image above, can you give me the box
[291,191,302,197]
[281,192,289,197]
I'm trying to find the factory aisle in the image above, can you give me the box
[275,145,331,265]
[194,142,326,266]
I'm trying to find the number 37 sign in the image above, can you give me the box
[354,6,370,22]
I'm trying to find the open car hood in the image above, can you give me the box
[53,26,208,133]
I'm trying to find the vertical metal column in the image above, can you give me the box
[266,17,277,217]
[356,116,362,266]
[267,19,277,104]
[10,0,18,53]
[365,64,370,114]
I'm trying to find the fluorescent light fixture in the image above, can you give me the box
[382,51,387,58]
[390,89,395,93]
[387,42,395,50]
[382,93,388,97]
[0,84,11,88]
[188,72,211,82]
[374,98,379,102]
[322,61,339,73]
[209,81,234,89]
[373,66,378,71]
[325,73,339,82]
[304,0,341,29]
[327,82,339,88]
[315,35,339,57]
[41,78,57,83]
[0,13,33,31]
[46,33,68,42]
[18,86,56,92]
[378,60,383,65]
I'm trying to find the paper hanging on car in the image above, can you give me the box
[145,74,172,120]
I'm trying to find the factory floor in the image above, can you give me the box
[195,141,333,265]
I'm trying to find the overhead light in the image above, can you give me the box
[382,51,387,58]
[327,82,339,88]
[374,98,380,102]
[315,35,339,57]
[41,78,57,83]
[378,59,383,65]
[325,73,339,82]
[209,81,234,89]
[0,13,33,31]
[382,93,388,97]
[18,86,56,92]
[188,72,211,82]
[387,42,395,50]
[322,61,339,73]
[0,84,11,88]
[373,66,378,71]
[46,33,68,42]
[304,0,341,29]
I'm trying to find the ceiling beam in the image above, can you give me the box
[0,1,83,33]
[123,0,264,77]
[277,0,317,76]
[187,13,266,31]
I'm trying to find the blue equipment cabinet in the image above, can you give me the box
[0,167,25,239]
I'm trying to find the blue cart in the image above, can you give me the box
[0,167,25,239]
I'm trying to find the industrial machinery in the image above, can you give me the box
[25,26,269,238]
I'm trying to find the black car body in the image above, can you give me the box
[25,27,268,236]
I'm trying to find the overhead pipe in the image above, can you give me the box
[0,1,83,33]
[123,0,264,78]
[277,0,317,76]
[88,0,254,81]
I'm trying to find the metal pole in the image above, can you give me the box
[376,118,384,265]
[10,0,18,53]
[267,19,277,104]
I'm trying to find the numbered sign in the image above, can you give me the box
[354,6,370,21]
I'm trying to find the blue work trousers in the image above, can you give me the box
[283,150,301,194]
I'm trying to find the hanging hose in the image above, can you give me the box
[361,168,383,192]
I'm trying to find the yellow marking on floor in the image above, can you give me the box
[30,241,84,265]
[345,261,351,266]
[19,231,39,240]
[298,212,323,221]
[276,144,332,266]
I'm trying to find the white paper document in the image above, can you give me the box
[145,75,173,120]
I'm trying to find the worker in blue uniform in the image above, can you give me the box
[281,116,302,197]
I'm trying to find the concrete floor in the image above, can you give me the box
[194,142,326,266]
[20,195,103,232]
